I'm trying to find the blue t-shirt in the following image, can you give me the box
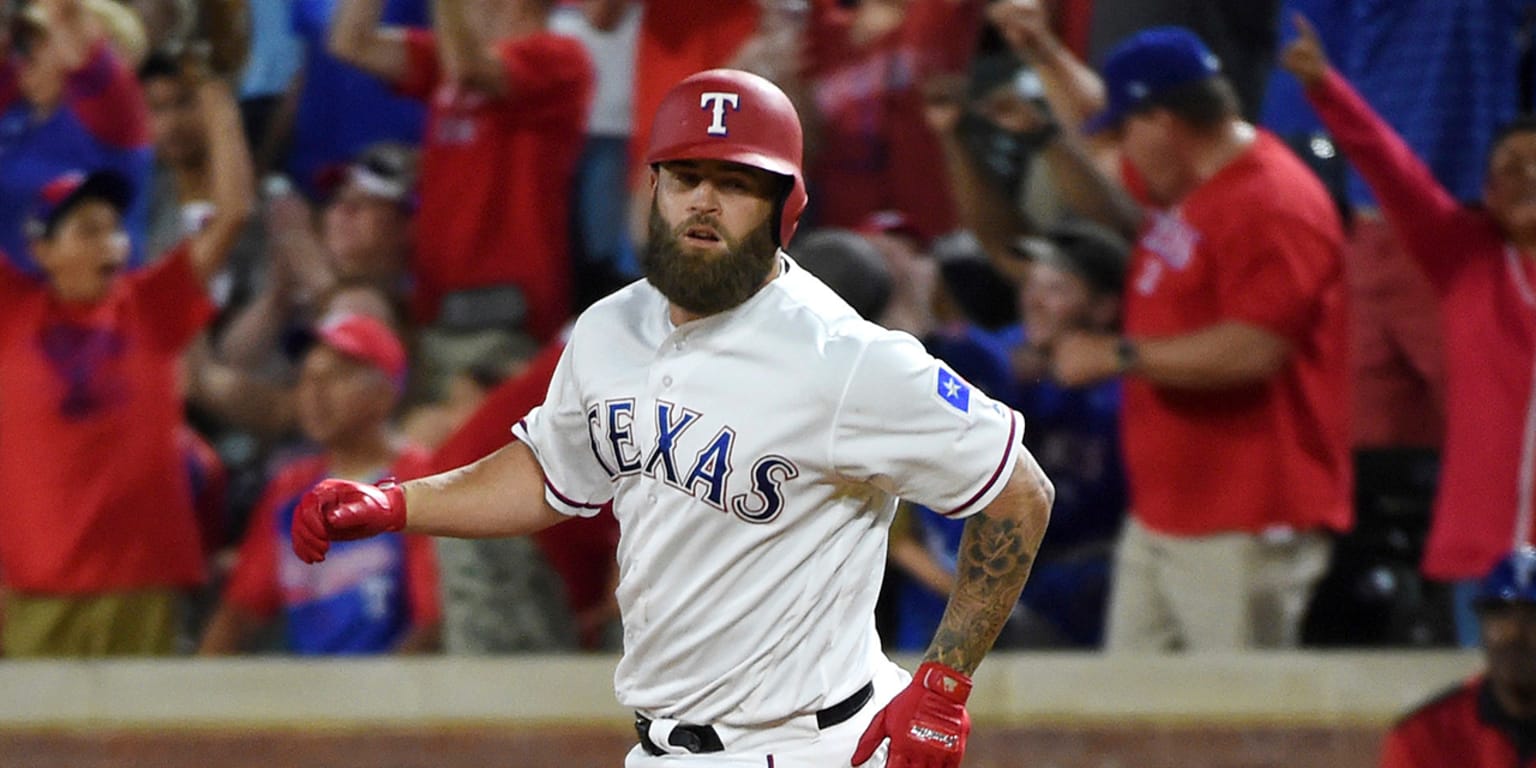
[1012,375,1125,559]
[276,492,412,654]
[286,0,428,198]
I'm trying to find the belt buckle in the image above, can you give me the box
[635,714,723,755]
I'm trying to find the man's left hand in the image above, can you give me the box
[1050,332,1124,386]
[851,662,972,768]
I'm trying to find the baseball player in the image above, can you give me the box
[291,69,1054,768]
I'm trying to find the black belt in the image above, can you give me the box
[635,681,875,756]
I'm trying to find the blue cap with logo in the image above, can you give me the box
[1084,26,1223,135]
[1476,545,1536,607]
[26,170,133,239]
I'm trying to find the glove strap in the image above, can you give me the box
[915,661,973,704]
[377,478,408,533]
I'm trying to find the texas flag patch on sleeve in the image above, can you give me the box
[934,366,971,414]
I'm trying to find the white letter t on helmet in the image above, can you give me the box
[700,92,741,136]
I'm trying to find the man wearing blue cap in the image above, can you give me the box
[990,13,1352,652]
[1379,547,1536,767]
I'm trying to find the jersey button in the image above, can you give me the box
[662,375,673,388]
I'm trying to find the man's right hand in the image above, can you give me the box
[985,0,1057,63]
[1280,12,1329,88]
[292,479,408,563]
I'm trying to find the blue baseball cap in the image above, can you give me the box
[1476,546,1536,607]
[26,170,133,239]
[1084,26,1223,135]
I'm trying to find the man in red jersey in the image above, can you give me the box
[1379,547,1536,768]
[1001,22,1352,651]
[329,0,592,349]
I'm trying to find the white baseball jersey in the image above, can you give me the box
[513,255,1026,727]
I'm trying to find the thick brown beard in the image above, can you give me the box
[642,203,779,316]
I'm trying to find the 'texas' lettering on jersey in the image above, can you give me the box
[585,399,800,524]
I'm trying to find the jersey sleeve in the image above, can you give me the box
[830,333,1026,519]
[509,337,612,518]
[64,41,149,149]
[129,241,215,352]
[1306,68,1467,287]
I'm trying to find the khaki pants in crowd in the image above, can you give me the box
[1105,518,1332,652]
[3,589,181,657]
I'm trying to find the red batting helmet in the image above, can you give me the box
[645,69,808,246]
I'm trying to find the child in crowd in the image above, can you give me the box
[199,312,440,655]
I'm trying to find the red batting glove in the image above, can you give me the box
[291,478,407,564]
[852,662,972,768]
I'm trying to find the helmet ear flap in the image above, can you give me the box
[769,173,794,247]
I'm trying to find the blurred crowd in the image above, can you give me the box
[0,0,1534,666]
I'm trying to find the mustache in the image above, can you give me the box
[675,214,725,233]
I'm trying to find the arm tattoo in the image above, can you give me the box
[924,472,1049,675]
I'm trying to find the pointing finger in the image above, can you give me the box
[1291,11,1319,45]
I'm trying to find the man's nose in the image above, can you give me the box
[686,181,722,214]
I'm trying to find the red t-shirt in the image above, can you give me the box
[0,244,214,593]
[1379,676,1536,768]
[398,31,593,341]
[1308,69,1536,580]
[629,0,761,181]
[222,448,440,628]
[803,0,985,242]
[1120,130,1352,536]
